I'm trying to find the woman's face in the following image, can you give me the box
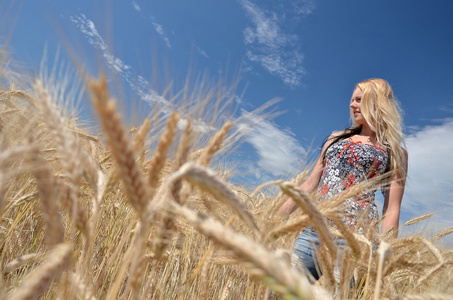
[350,87,366,126]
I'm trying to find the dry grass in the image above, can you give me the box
[0,60,452,300]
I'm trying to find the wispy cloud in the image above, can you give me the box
[70,14,174,113]
[71,14,221,135]
[238,0,312,88]
[132,1,141,12]
[70,14,132,74]
[194,44,209,58]
[291,0,315,16]
[150,16,171,49]
[402,119,453,238]
[439,104,453,114]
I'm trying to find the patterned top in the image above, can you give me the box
[318,138,389,233]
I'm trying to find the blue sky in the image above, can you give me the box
[3,1,453,244]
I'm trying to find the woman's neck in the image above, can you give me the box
[359,125,376,139]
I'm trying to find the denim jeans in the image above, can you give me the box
[291,228,346,283]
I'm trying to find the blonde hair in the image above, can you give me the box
[353,78,407,178]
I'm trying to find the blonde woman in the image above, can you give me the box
[279,78,408,281]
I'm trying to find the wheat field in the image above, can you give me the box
[0,56,452,300]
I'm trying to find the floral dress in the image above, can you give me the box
[318,138,389,233]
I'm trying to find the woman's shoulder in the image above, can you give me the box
[327,130,350,143]
[323,130,346,149]
[329,130,343,138]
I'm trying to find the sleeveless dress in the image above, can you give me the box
[292,138,389,280]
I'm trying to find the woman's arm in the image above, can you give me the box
[382,150,408,238]
[276,156,324,216]
[277,133,338,217]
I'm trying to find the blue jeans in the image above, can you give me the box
[292,228,346,282]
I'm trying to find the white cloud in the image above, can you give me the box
[238,114,306,178]
[132,1,141,12]
[401,119,453,242]
[150,16,171,49]
[238,0,308,88]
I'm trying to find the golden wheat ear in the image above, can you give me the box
[89,74,149,220]
[198,121,232,166]
[32,79,100,237]
[149,117,191,260]
[131,117,153,167]
[432,226,453,242]
[33,79,98,186]
[29,150,65,247]
[404,213,434,226]
[147,112,180,191]
[169,118,192,205]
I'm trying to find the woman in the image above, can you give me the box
[279,78,408,281]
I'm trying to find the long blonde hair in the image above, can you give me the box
[353,78,406,177]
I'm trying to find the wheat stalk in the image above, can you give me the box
[170,162,258,232]
[420,238,443,263]
[316,245,336,291]
[268,214,311,239]
[417,262,446,285]
[9,243,72,300]
[220,279,233,300]
[33,79,94,236]
[396,294,453,300]
[171,200,331,299]
[67,272,97,300]
[279,182,337,258]
[374,241,391,300]
[3,253,42,275]
[331,217,361,259]
[198,244,214,300]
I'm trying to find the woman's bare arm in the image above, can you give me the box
[277,157,324,216]
[382,150,408,238]
[277,133,339,217]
